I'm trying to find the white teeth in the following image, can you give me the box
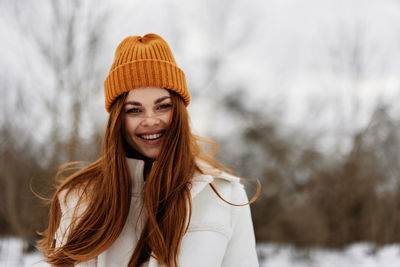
[140,132,164,140]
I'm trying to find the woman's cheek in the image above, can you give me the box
[125,117,138,134]
[163,111,172,126]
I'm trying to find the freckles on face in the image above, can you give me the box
[122,87,172,159]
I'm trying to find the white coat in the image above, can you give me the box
[56,158,259,267]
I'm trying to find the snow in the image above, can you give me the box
[1,238,399,267]
[0,238,47,267]
[257,243,400,267]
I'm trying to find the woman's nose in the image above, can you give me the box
[140,114,161,127]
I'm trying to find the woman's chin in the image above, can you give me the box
[138,148,160,159]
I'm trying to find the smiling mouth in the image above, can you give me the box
[138,131,165,141]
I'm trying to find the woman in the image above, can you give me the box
[38,33,259,267]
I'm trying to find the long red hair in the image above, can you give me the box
[38,91,241,266]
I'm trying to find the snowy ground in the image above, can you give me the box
[0,238,46,267]
[1,238,399,266]
[257,243,400,267]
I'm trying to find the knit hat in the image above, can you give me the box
[104,33,190,112]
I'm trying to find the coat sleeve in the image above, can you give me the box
[55,190,98,267]
[221,185,259,267]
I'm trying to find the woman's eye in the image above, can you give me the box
[157,103,172,110]
[126,108,141,114]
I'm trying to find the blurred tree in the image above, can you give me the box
[216,23,400,248]
[0,0,109,250]
[10,0,108,164]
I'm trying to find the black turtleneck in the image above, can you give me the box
[125,146,155,181]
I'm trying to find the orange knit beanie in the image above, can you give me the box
[104,33,190,112]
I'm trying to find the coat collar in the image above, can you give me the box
[190,169,241,199]
[125,157,240,199]
[189,174,214,198]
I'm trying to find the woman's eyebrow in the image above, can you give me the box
[154,96,171,104]
[124,96,171,106]
[124,101,142,106]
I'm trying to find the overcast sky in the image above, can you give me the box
[1,0,399,149]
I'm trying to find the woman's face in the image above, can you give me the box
[122,87,172,159]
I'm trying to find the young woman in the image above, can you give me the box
[38,33,259,267]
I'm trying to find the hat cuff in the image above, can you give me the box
[104,59,190,112]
